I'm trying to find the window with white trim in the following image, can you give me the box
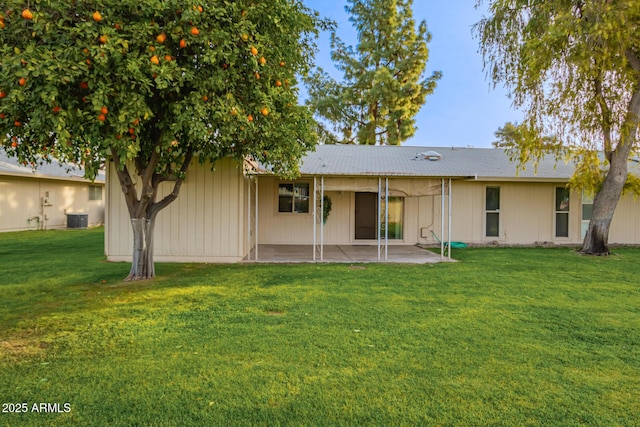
[581,191,594,238]
[278,182,309,213]
[485,186,500,237]
[89,185,103,201]
[555,187,570,237]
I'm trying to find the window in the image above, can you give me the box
[381,197,404,240]
[485,187,500,237]
[555,187,570,237]
[278,182,309,213]
[581,191,594,238]
[89,185,103,201]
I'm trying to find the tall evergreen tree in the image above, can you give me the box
[306,0,440,145]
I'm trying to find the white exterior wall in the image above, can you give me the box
[0,175,104,232]
[257,177,640,247]
[105,157,250,263]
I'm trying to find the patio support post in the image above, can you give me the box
[448,178,452,260]
[441,179,445,260]
[313,176,317,262]
[255,177,259,261]
[247,175,251,260]
[378,177,382,261]
[321,176,325,261]
[385,177,389,261]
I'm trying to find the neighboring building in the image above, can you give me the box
[105,145,640,263]
[0,150,105,232]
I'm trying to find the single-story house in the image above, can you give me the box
[0,150,105,232]
[104,145,640,263]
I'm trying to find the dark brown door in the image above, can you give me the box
[355,192,378,240]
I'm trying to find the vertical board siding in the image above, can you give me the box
[610,193,640,244]
[106,157,247,262]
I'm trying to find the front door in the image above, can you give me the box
[355,192,377,240]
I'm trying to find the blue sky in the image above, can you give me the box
[302,0,522,148]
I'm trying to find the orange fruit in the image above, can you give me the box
[230,107,238,116]
[22,9,33,20]
[18,77,27,86]
[99,35,108,44]
[52,106,61,113]
[100,106,108,115]
[98,114,106,121]
[195,5,204,13]
[241,34,249,42]
[275,80,282,87]
[92,11,102,22]
[259,56,266,66]
[250,46,258,56]
[179,39,187,48]
[150,55,160,65]
[190,27,200,36]
[202,95,208,101]
[279,61,285,67]
[80,82,89,89]
[11,140,18,148]
[164,55,172,62]
[0,113,5,118]
[132,118,140,125]
[129,127,135,134]
[14,120,21,127]
[254,72,260,80]
[149,45,156,52]
[247,114,253,122]
[0,90,6,98]
[156,33,166,43]
[260,107,269,116]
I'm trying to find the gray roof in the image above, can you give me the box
[0,149,105,183]
[297,145,578,180]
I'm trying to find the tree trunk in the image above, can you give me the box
[580,151,630,255]
[126,217,157,281]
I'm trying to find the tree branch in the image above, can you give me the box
[110,147,139,216]
[148,148,195,218]
[626,48,640,73]
[594,77,613,162]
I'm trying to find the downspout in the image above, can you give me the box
[321,176,325,261]
[255,177,259,261]
[441,178,445,260]
[377,177,382,261]
[448,178,452,260]
[385,177,389,261]
[313,176,317,262]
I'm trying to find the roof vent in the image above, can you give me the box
[421,151,442,161]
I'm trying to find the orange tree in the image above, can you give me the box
[0,1,324,280]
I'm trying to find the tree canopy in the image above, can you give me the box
[306,0,440,145]
[476,0,640,254]
[0,0,325,278]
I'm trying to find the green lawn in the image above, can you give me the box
[1,228,639,426]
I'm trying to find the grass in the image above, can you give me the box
[0,228,639,426]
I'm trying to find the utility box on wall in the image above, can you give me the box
[67,213,88,229]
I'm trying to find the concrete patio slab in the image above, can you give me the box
[244,244,448,264]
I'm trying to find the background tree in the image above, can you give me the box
[305,0,441,145]
[0,0,324,280]
[476,0,640,255]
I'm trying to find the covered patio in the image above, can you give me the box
[243,244,446,264]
